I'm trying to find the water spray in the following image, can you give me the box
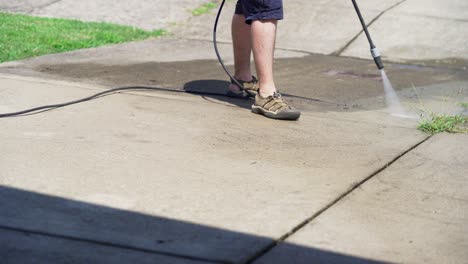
[351,0,410,117]
[351,0,384,70]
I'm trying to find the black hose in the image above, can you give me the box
[0,86,186,118]
[213,0,243,89]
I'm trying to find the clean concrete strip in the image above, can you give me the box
[244,134,431,263]
[174,0,400,56]
[253,133,468,264]
[343,1,468,61]
[174,0,468,63]
[390,0,468,21]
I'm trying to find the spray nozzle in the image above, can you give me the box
[371,48,384,70]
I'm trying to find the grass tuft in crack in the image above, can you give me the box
[418,114,467,134]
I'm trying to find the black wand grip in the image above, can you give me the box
[371,48,384,69]
[374,56,384,70]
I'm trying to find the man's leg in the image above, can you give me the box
[250,18,301,120]
[251,19,278,97]
[232,0,300,120]
[230,14,253,92]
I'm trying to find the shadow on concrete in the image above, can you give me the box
[183,79,346,113]
[184,79,252,110]
[1,186,387,264]
[183,80,229,96]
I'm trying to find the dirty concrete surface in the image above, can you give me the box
[1,0,467,263]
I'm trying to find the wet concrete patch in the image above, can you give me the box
[35,60,223,89]
[3,53,468,113]
[323,70,382,81]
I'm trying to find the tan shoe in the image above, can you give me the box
[252,92,301,120]
[226,76,259,98]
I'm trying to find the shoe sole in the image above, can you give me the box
[252,105,301,120]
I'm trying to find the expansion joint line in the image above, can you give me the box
[334,0,408,56]
[243,134,433,264]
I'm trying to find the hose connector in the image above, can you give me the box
[371,48,384,70]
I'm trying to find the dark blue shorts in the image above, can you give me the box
[235,0,283,24]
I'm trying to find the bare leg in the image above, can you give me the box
[230,14,253,92]
[251,19,278,97]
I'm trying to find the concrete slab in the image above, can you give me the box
[175,0,468,64]
[0,74,428,263]
[0,228,213,264]
[394,0,468,21]
[0,0,55,13]
[254,133,468,264]
[342,5,468,62]
[0,0,208,30]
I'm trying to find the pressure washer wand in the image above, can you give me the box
[351,0,384,70]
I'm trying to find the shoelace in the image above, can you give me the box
[272,92,283,99]
[270,92,291,110]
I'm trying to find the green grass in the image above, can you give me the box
[418,114,467,134]
[0,12,167,63]
[191,1,218,16]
